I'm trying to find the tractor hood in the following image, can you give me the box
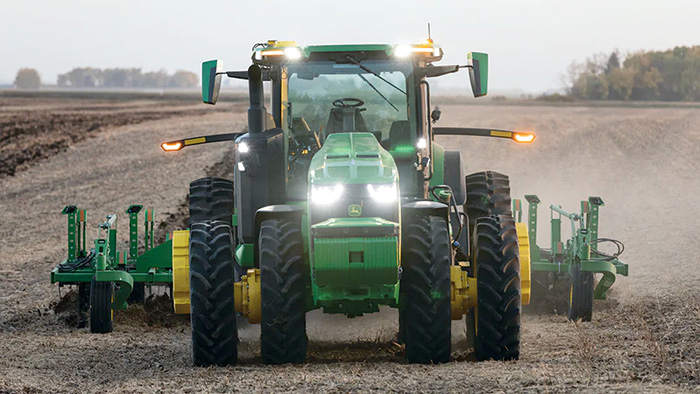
[308,132,398,185]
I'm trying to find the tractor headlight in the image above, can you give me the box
[311,184,344,205]
[238,141,249,153]
[367,184,398,203]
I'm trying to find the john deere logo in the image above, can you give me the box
[348,204,362,217]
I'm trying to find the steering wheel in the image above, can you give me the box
[332,97,365,108]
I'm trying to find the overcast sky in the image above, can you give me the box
[1,0,698,93]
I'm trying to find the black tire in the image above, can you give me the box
[189,177,244,280]
[465,308,476,349]
[473,215,521,361]
[189,221,238,366]
[127,283,146,304]
[260,218,308,364]
[400,215,452,364]
[568,263,594,322]
[465,171,511,233]
[189,177,234,226]
[77,282,90,329]
[89,278,114,334]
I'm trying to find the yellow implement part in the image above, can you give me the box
[516,222,531,305]
[172,230,190,314]
[451,266,477,320]
[490,130,512,138]
[234,269,261,324]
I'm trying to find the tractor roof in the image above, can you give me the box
[252,40,443,63]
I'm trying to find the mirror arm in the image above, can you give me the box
[224,70,274,81]
[161,132,244,152]
[422,65,460,78]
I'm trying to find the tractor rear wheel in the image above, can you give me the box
[568,263,594,321]
[189,177,234,226]
[473,215,521,361]
[465,171,511,233]
[189,177,244,280]
[89,278,114,334]
[189,221,238,366]
[400,215,452,364]
[260,218,308,364]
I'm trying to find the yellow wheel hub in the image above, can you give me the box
[172,230,191,314]
[234,269,261,323]
[516,222,531,305]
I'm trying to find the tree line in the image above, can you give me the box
[57,68,198,88]
[12,67,198,89]
[567,46,700,101]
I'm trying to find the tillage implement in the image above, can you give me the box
[51,38,627,365]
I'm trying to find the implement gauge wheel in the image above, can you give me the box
[89,278,114,334]
[400,215,452,364]
[260,217,308,364]
[568,263,594,321]
[189,221,238,366]
[473,215,521,361]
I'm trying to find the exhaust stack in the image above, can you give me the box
[247,65,265,134]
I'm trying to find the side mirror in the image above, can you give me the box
[467,52,488,97]
[202,59,223,105]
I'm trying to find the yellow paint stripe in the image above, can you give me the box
[490,130,512,138]
[185,137,206,145]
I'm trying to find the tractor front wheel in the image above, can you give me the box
[189,221,238,366]
[400,215,452,364]
[89,278,114,334]
[260,218,308,364]
[568,263,594,321]
[473,215,521,361]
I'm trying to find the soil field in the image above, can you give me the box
[0,96,699,393]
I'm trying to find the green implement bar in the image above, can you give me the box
[95,270,133,310]
[523,194,628,301]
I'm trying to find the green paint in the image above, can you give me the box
[61,206,78,263]
[526,196,628,300]
[201,59,222,104]
[302,44,393,57]
[52,206,173,315]
[236,243,254,268]
[309,215,400,316]
[429,142,445,190]
[95,269,133,310]
[468,52,489,97]
[308,132,398,186]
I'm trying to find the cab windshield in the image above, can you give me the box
[284,60,412,141]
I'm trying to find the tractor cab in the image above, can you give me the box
[242,41,468,202]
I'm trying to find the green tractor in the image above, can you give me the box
[161,39,537,365]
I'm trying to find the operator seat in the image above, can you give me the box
[324,107,369,136]
[389,120,411,150]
